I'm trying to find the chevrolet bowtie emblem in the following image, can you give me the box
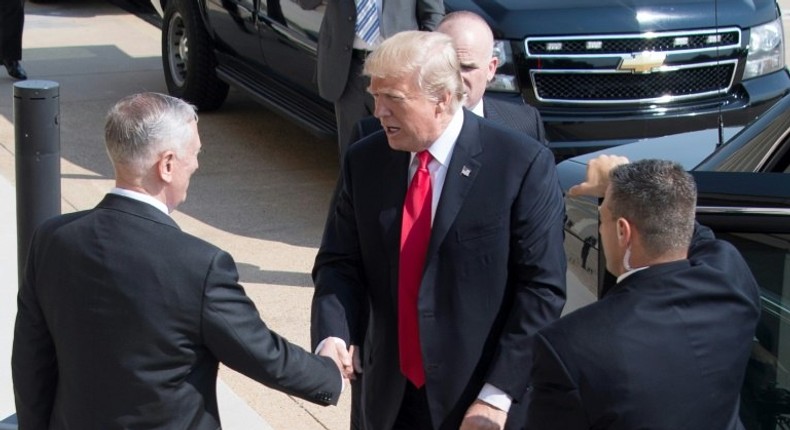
[618,51,667,74]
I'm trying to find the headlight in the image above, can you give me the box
[488,40,519,93]
[743,18,785,79]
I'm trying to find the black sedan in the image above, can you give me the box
[559,92,790,430]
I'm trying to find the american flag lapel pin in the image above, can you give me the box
[461,166,471,177]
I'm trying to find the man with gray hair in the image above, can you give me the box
[311,31,566,430]
[527,156,761,429]
[12,92,344,429]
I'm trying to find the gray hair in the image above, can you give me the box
[608,159,697,257]
[104,92,198,175]
[363,31,464,113]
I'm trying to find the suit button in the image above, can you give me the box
[348,15,353,22]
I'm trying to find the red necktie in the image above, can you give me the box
[398,150,432,388]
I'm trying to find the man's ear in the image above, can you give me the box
[436,91,452,115]
[487,56,499,81]
[616,217,632,247]
[158,151,176,183]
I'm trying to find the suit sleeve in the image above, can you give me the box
[311,151,365,349]
[487,144,567,400]
[417,0,445,30]
[201,250,342,406]
[527,332,588,429]
[12,231,58,430]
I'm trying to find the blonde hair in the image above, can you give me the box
[364,31,464,112]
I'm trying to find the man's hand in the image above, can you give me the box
[567,155,630,198]
[459,400,507,430]
[317,337,355,380]
[349,344,363,374]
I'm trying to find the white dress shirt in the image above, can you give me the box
[110,187,169,215]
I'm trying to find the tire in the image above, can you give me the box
[161,0,229,111]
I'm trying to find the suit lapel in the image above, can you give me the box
[426,111,483,260]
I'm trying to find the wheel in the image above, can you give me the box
[162,0,229,111]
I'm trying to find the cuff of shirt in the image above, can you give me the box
[315,337,348,393]
[314,337,347,354]
[477,383,513,413]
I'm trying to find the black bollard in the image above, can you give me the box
[14,80,61,288]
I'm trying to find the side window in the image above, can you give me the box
[716,231,790,430]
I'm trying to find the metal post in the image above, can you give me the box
[14,80,61,288]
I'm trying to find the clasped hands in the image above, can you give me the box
[316,337,361,381]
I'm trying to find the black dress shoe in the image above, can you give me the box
[3,60,27,80]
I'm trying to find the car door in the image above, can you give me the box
[206,0,265,67]
[257,0,323,94]
[693,170,790,430]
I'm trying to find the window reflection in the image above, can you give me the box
[720,232,790,430]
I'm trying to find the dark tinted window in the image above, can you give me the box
[717,232,790,430]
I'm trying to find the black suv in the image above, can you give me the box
[560,93,790,429]
[153,0,790,158]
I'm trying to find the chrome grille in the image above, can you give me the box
[526,28,741,104]
[532,61,736,104]
[527,29,740,56]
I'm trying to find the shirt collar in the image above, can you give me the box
[110,187,170,215]
[616,266,649,283]
[470,99,484,118]
[416,108,465,167]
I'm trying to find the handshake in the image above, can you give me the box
[317,337,362,383]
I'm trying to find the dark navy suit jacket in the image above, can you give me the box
[312,111,566,429]
[528,224,761,430]
[13,194,341,430]
[483,96,547,144]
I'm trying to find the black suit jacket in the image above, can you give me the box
[312,111,567,429]
[483,96,547,144]
[527,224,761,430]
[12,194,341,430]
